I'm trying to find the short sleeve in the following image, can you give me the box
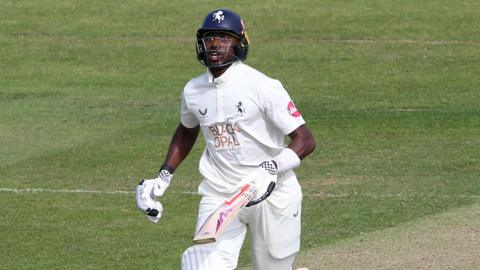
[180,91,199,128]
[261,80,305,135]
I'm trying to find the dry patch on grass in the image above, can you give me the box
[302,176,371,197]
[295,203,480,270]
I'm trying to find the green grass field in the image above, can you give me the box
[1,1,479,269]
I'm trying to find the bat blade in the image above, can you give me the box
[193,183,256,244]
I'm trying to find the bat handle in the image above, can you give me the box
[246,181,276,207]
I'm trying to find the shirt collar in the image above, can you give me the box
[207,61,242,85]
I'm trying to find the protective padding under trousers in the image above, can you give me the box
[181,245,228,270]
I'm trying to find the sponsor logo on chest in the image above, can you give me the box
[198,108,208,117]
[208,123,241,150]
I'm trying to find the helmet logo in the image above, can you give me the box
[212,10,225,23]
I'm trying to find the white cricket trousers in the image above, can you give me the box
[183,177,302,270]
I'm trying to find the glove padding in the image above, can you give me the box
[246,160,278,207]
[135,169,173,223]
[153,169,173,197]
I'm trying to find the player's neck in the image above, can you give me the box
[209,64,232,78]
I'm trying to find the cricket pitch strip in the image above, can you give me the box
[294,203,480,270]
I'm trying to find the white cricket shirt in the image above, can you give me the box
[181,61,305,199]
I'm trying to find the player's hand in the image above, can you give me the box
[152,169,173,197]
[135,179,164,223]
[259,160,278,176]
[246,160,278,207]
[135,166,174,223]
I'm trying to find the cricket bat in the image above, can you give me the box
[193,183,256,244]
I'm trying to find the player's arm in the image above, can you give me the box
[246,125,315,207]
[258,80,316,173]
[271,124,316,174]
[270,124,316,176]
[154,123,200,196]
[286,124,316,160]
[162,123,201,171]
[135,123,199,223]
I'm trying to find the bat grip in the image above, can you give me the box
[246,181,276,207]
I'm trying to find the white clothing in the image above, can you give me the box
[191,173,302,270]
[180,61,305,200]
[181,245,228,270]
[180,61,305,269]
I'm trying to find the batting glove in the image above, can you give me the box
[260,160,278,175]
[135,166,173,223]
[246,160,278,207]
[135,180,164,223]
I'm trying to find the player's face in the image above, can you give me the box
[202,32,239,67]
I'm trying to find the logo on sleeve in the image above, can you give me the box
[287,101,301,117]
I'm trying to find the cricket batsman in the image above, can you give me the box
[136,8,316,270]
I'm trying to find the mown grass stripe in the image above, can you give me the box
[3,32,480,46]
[0,187,198,195]
[1,187,478,200]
